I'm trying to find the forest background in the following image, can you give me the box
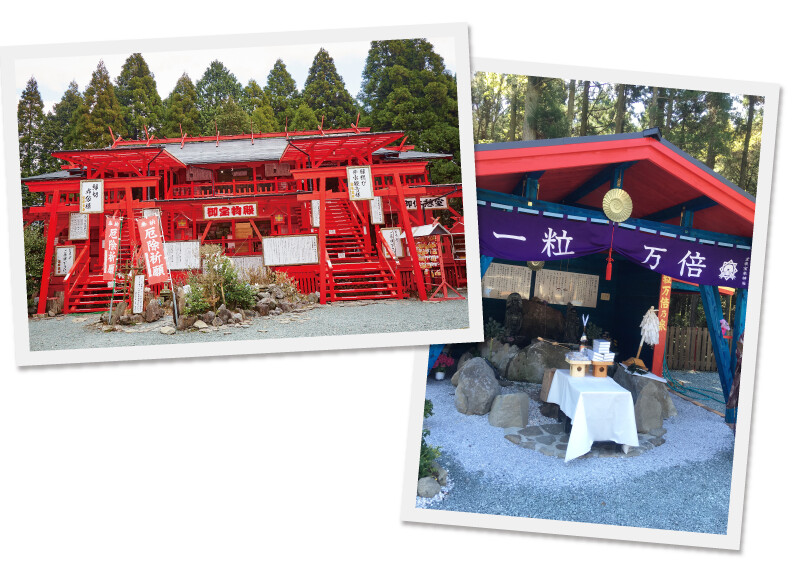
[472,72,765,329]
[472,73,763,195]
[16,37,461,208]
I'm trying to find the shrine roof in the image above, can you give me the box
[474,129,756,238]
[162,137,288,165]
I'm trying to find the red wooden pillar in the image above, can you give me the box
[394,172,427,301]
[651,274,672,377]
[37,189,61,314]
[317,188,328,304]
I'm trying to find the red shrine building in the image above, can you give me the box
[22,127,466,314]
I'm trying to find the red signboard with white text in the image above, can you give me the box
[103,216,122,281]
[203,202,258,220]
[137,215,170,285]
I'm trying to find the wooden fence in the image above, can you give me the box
[665,326,718,371]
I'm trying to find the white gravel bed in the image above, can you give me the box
[423,378,734,491]
[28,297,469,351]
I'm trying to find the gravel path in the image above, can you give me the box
[28,297,469,351]
[667,370,726,414]
[417,378,735,534]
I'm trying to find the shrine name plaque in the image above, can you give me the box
[380,228,405,258]
[481,263,532,300]
[534,269,599,308]
[163,240,201,270]
[262,234,319,266]
[68,212,89,240]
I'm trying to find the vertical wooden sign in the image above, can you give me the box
[651,274,672,377]
[132,274,145,314]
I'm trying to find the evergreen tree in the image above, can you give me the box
[360,39,460,183]
[17,77,46,179]
[68,61,125,148]
[40,80,83,163]
[523,76,569,140]
[265,59,299,126]
[196,60,243,134]
[289,103,318,131]
[243,80,279,133]
[215,96,250,135]
[302,48,357,129]
[115,53,164,140]
[163,73,200,138]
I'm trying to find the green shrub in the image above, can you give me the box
[419,399,442,479]
[185,245,256,315]
[484,317,506,340]
[23,224,46,309]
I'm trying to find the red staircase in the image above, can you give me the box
[323,199,402,301]
[64,213,137,313]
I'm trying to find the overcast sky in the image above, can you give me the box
[15,37,457,117]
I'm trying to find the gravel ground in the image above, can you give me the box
[668,370,726,414]
[417,378,735,534]
[28,297,469,351]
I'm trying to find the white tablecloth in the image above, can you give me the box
[547,370,639,462]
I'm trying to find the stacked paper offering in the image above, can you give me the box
[587,349,615,362]
[592,339,611,353]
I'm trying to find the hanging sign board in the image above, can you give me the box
[534,269,599,308]
[102,216,122,281]
[481,263,532,300]
[68,212,89,240]
[262,234,319,266]
[203,202,258,220]
[54,245,76,276]
[311,199,320,228]
[404,195,447,211]
[415,235,442,279]
[224,255,264,278]
[380,228,405,258]
[370,196,385,224]
[164,240,201,270]
[136,216,170,285]
[347,165,374,201]
[142,208,161,219]
[132,274,145,314]
[79,179,104,214]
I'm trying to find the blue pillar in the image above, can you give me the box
[428,344,445,373]
[731,288,747,376]
[699,285,733,401]
[480,255,493,278]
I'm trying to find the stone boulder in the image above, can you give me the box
[109,301,127,325]
[216,304,232,323]
[417,477,441,498]
[488,392,530,428]
[478,339,521,378]
[143,299,164,323]
[506,341,570,384]
[176,315,197,331]
[256,296,276,316]
[634,384,664,433]
[612,368,677,419]
[455,358,500,415]
[174,285,187,315]
[201,310,216,324]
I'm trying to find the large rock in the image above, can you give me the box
[478,339,521,378]
[613,368,677,419]
[539,368,558,402]
[417,477,441,498]
[634,384,664,433]
[256,296,277,316]
[488,392,530,428]
[508,296,566,343]
[455,358,500,415]
[174,286,187,315]
[144,299,164,323]
[107,301,127,325]
[216,304,232,323]
[201,310,216,324]
[506,341,569,384]
[176,315,197,331]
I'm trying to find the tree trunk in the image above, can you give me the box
[567,79,576,137]
[579,80,590,136]
[705,95,718,169]
[664,88,673,137]
[648,86,661,130]
[614,84,627,134]
[508,80,518,141]
[738,95,756,188]
[523,76,543,140]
